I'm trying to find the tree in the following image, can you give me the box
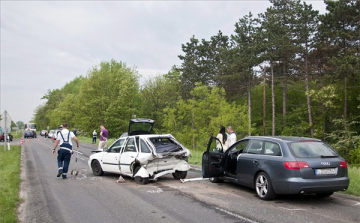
[16,121,24,129]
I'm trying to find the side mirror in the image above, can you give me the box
[103,147,109,152]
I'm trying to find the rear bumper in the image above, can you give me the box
[273,177,350,194]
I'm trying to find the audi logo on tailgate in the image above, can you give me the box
[321,162,331,166]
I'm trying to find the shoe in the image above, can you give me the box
[57,169,63,177]
[62,175,67,179]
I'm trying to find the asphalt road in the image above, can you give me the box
[16,137,360,223]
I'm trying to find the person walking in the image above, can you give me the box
[52,123,79,179]
[98,124,108,150]
[216,126,228,152]
[225,126,237,149]
[92,130,97,144]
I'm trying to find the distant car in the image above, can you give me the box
[202,136,350,200]
[24,131,36,138]
[48,130,56,139]
[40,130,47,137]
[0,133,13,142]
[88,118,191,184]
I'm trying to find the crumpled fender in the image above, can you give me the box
[174,160,190,172]
[134,166,149,178]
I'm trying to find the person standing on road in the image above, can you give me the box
[216,126,228,152]
[92,130,97,144]
[52,123,79,179]
[225,126,237,149]
[98,124,108,150]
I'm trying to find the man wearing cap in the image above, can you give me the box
[225,126,237,149]
[52,123,79,179]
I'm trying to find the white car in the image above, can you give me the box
[88,119,191,184]
[48,130,56,139]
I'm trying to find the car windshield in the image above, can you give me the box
[149,137,182,153]
[288,141,338,158]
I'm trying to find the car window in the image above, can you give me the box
[263,141,282,156]
[289,141,338,158]
[244,140,263,154]
[228,140,248,153]
[149,137,181,153]
[140,139,151,153]
[124,138,137,153]
[108,139,124,153]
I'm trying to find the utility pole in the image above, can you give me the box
[262,67,266,136]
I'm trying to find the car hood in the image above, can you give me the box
[128,118,154,136]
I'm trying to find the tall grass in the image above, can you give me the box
[0,146,21,223]
[344,166,360,197]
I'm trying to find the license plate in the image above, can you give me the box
[315,168,338,175]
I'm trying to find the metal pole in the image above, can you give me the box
[4,111,7,151]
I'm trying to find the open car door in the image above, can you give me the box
[202,137,225,178]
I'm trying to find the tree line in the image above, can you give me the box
[33,0,360,163]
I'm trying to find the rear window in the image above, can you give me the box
[149,137,182,153]
[288,141,338,158]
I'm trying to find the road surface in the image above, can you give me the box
[16,137,360,223]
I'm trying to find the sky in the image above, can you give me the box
[0,1,326,124]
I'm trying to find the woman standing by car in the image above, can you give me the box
[216,126,227,152]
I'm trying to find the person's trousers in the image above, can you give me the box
[98,140,107,150]
[92,137,96,144]
[57,149,71,174]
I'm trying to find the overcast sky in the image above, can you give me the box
[0,1,326,124]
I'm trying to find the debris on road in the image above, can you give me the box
[180,177,208,183]
[116,176,126,183]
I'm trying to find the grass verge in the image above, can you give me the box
[76,136,115,147]
[343,165,360,197]
[0,146,21,223]
[188,149,203,166]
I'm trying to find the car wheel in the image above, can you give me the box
[209,177,223,183]
[255,172,276,200]
[133,166,149,185]
[172,171,187,180]
[316,192,334,197]
[91,160,104,176]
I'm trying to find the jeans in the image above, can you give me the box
[92,137,96,144]
[57,149,71,174]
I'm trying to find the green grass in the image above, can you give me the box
[11,131,22,139]
[0,146,21,223]
[343,166,360,197]
[188,149,203,165]
[76,136,115,147]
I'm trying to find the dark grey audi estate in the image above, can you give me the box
[202,136,349,200]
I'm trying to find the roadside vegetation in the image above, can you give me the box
[343,166,360,197]
[0,146,21,223]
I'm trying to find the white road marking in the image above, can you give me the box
[215,207,259,223]
[353,202,360,206]
[73,151,83,155]
[279,207,307,211]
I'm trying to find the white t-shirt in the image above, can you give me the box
[56,129,75,146]
[226,133,237,149]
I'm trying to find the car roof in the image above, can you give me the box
[119,134,172,140]
[244,136,322,143]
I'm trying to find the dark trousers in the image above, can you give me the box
[92,137,96,144]
[57,149,71,174]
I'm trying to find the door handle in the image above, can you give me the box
[253,160,258,164]
[130,156,134,158]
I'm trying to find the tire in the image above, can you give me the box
[172,171,187,180]
[91,160,104,176]
[316,192,334,197]
[255,172,276,200]
[209,177,223,183]
[133,166,149,185]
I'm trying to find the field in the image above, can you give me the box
[0,146,21,223]
[343,166,360,197]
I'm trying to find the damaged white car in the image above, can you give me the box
[88,118,191,184]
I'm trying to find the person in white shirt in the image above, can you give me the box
[216,126,228,152]
[52,123,79,179]
[92,130,97,144]
[226,126,237,149]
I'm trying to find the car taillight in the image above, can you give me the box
[284,161,310,170]
[339,160,347,168]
